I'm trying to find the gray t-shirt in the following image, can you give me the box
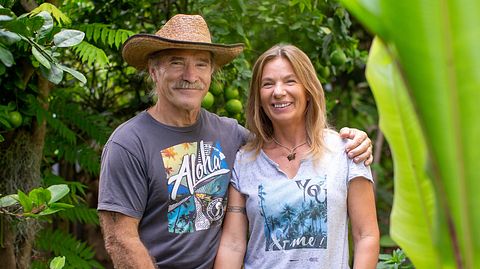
[231,130,373,269]
[98,109,247,269]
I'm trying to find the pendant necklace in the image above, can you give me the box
[272,137,307,161]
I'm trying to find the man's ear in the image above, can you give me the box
[149,66,157,83]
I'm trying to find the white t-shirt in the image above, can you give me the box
[231,131,373,269]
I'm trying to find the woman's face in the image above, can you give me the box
[260,57,308,126]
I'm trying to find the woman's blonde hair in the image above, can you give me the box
[244,44,328,159]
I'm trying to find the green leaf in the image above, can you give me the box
[53,29,84,47]
[0,194,19,207]
[50,256,66,269]
[58,64,86,84]
[72,41,109,67]
[3,17,30,37]
[29,3,71,25]
[47,184,70,204]
[17,190,33,212]
[46,202,74,213]
[0,30,21,44]
[35,11,53,38]
[100,27,109,44]
[343,0,480,268]
[36,229,104,269]
[107,27,115,47]
[26,13,44,33]
[0,134,4,142]
[0,15,13,21]
[32,46,51,69]
[40,63,63,84]
[38,207,63,216]
[0,43,13,67]
[29,187,51,207]
[0,114,12,128]
[366,37,442,269]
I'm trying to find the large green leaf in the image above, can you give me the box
[341,0,480,268]
[40,63,63,84]
[0,43,13,67]
[366,38,442,268]
[34,11,53,38]
[32,46,51,69]
[47,184,70,204]
[53,29,84,48]
[0,30,21,44]
[58,64,86,84]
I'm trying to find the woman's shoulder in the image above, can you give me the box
[236,147,258,162]
[323,128,344,147]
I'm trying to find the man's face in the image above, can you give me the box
[150,49,213,113]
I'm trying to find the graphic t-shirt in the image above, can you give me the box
[231,131,373,269]
[98,109,247,269]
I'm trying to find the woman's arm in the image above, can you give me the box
[348,178,380,269]
[214,185,248,269]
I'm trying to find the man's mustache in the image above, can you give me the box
[174,81,205,90]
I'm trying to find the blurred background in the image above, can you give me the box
[0,0,399,268]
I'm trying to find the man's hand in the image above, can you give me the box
[339,127,373,166]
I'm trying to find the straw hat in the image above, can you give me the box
[122,14,244,70]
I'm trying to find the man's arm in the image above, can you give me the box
[339,127,373,165]
[99,211,157,269]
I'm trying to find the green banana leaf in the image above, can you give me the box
[366,38,444,268]
[340,0,480,268]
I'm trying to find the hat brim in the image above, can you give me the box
[122,34,244,70]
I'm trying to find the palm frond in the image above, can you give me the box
[35,229,104,269]
[72,41,109,67]
[78,23,134,49]
[29,3,71,25]
[58,204,99,225]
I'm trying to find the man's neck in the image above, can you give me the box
[148,102,200,127]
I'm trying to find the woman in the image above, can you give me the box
[214,44,379,269]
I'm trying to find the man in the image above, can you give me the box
[98,14,373,269]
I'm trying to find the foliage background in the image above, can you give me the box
[0,0,394,268]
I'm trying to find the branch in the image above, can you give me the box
[20,0,38,12]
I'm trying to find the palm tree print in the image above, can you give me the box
[260,177,328,251]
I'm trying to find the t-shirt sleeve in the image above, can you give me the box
[236,124,250,146]
[97,141,148,219]
[229,151,242,192]
[347,157,373,184]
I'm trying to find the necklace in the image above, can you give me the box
[272,137,307,161]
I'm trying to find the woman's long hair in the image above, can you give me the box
[244,44,328,160]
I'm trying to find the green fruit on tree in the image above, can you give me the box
[330,49,347,66]
[8,111,22,128]
[224,86,239,100]
[319,66,331,78]
[225,99,243,114]
[232,113,243,122]
[201,92,215,109]
[216,108,229,117]
[210,80,224,96]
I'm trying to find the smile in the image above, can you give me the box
[272,103,291,108]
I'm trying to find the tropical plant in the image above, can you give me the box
[0,1,130,267]
[0,185,72,268]
[340,0,480,267]
[0,184,72,219]
[377,248,414,269]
